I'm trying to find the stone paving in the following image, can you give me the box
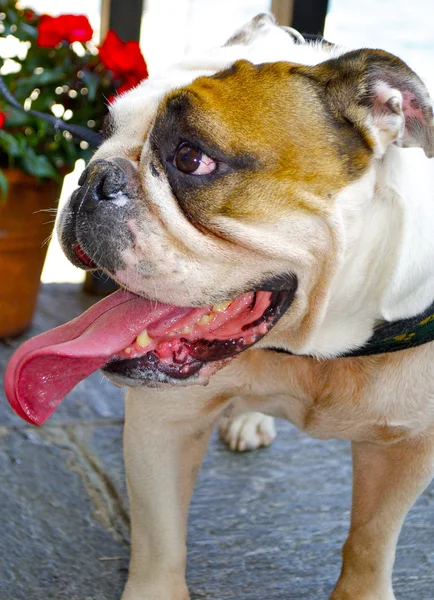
[1,284,434,600]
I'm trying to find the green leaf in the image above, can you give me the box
[16,70,67,88]
[19,23,38,39]
[0,169,8,201]
[0,130,22,157]
[2,106,31,128]
[5,8,18,25]
[81,70,99,103]
[20,148,57,179]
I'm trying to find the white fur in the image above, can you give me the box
[310,146,434,356]
[219,411,276,452]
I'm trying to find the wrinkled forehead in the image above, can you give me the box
[93,66,221,161]
[157,60,324,154]
[92,17,336,162]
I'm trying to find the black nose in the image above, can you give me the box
[76,160,127,213]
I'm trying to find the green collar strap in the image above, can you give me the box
[269,299,434,359]
[345,300,434,357]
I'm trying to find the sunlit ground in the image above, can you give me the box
[41,161,86,284]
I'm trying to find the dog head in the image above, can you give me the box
[58,14,434,386]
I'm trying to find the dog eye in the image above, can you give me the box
[174,142,216,175]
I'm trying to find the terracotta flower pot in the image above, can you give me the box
[0,169,64,338]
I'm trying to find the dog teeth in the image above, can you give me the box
[124,347,132,354]
[212,301,231,313]
[198,313,214,326]
[182,325,193,334]
[258,322,268,335]
[136,329,152,348]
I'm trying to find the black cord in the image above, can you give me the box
[0,74,103,147]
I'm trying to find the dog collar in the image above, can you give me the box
[345,299,434,357]
[269,298,434,358]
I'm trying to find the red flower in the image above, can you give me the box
[37,14,93,48]
[99,30,148,90]
[24,9,36,21]
[0,112,6,129]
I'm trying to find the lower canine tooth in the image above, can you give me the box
[136,329,152,348]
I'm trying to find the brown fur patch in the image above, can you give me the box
[152,60,372,227]
[229,348,423,443]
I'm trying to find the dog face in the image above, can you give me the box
[58,14,434,386]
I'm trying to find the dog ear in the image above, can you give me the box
[224,13,277,47]
[314,49,434,158]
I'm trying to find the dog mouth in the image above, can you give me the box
[69,244,296,389]
[102,288,294,386]
[5,243,296,426]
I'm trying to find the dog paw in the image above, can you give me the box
[219,412,276,452]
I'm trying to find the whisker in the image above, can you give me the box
[34,208,59,215]
[41,232,53,248]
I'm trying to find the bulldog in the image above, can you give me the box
[5,12,434,600]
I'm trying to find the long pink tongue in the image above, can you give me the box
[4,290,188,426]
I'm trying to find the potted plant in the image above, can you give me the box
[0,0,148,337]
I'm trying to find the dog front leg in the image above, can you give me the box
[331,436,434,600]
[121,385,228,600]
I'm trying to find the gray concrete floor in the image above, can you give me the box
[1,284,434,600]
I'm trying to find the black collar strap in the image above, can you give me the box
[270,298,434,359]
[346,298,434,357]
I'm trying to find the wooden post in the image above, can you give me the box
[271,0,294,26]
[271,0,329,35]
[292,0,329,35]
[100,0,145,42]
